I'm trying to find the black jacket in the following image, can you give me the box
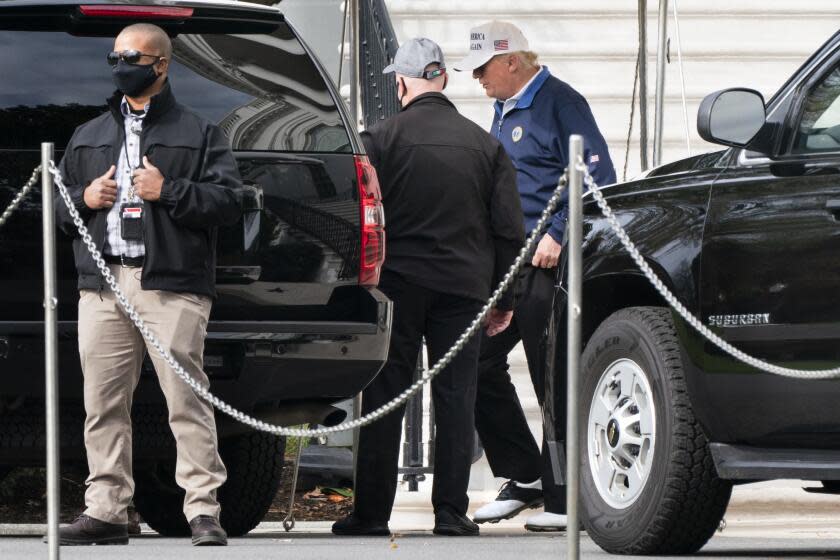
[362,93,524,310]
[56,82,243,298]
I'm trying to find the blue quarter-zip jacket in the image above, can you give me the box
[491,67,616,242]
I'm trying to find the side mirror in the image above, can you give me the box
[697,88,766,148]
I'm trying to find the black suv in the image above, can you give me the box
[0,0,390,536]
[563,29,840,555]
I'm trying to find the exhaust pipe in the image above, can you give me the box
[0,337,8,359]
[218,402,348,439]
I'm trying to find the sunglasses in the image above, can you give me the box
[107,50,164,66]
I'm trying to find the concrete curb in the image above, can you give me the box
[397,483,840,512]
[0,525,50,537]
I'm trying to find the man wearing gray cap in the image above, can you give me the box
[331,37,524,537]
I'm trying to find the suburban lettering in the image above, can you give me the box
[708,314,771,327]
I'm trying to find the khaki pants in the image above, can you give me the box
[77,264,226,525]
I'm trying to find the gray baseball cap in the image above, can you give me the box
[383,37,446,78]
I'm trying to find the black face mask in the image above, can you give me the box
[112,60,159,97]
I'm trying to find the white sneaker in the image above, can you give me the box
[524,511,568,532]
[472,480,544,524]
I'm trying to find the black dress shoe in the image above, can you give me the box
[54,514,128,546]
[331,513,390,536]
[433,508,479,536]
[189,515,228,546]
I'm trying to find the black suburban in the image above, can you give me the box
[561,29,840,555]
[0,0,390,537]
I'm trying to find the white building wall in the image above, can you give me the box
[388,0,839,179]
[385,0,840,497]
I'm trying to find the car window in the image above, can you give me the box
[0,26,351,153]
[793,64,840,153]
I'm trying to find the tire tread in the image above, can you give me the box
[587,306,732,555]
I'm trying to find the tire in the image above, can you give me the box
[134,432,286,537]
[579,307,732,555]
[0,400,86,460]
[217,432,286,536]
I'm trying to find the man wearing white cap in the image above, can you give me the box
[332,37,524,537]
[455,20,616,532]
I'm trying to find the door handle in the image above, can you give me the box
[216,266,261,284]
[826,199,840,220]
[241,182,264,212]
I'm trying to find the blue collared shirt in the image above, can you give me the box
[491,66,616,242]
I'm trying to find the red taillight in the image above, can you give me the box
[78,5,194,18]
[356,155,385,287]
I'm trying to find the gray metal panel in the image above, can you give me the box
[360,0,400,128]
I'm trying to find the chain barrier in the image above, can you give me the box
[48,161,568,436]
[582,163,840,380]
[30,154,838,442]
[0,166,42,228]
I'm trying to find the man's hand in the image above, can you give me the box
[83,165,117,209]
[531,233,562,268]
[132,156,164,201]
[485,308,513,337]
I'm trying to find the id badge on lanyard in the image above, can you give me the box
[120,202,144,241]
[121,116,145,241]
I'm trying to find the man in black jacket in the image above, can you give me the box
[54,23,242,547]
[331,38,524,537]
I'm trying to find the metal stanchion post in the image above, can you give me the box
[638,0,649,171]
[566,135,583,560]
[401,353,426,491]
[653,0,669,167]
[41,142,60,558]
[352,393,361,493]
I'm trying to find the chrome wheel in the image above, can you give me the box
[587,358,656,509]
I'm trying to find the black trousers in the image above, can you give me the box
[474,265,567,513]
[354,271,483,522]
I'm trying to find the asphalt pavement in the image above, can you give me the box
[4,533,840,560]
[4,479,840,558]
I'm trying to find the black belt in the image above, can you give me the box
[103,254,145,268]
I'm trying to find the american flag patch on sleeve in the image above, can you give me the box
[590,154,600,163]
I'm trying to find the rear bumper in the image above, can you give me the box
[0,291,391,405]
[0,288,391,465]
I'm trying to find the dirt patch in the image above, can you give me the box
[0,466,87,524]
[265,458,353,522]
[0,459,352,525]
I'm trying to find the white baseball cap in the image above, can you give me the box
[453,20,530,72]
